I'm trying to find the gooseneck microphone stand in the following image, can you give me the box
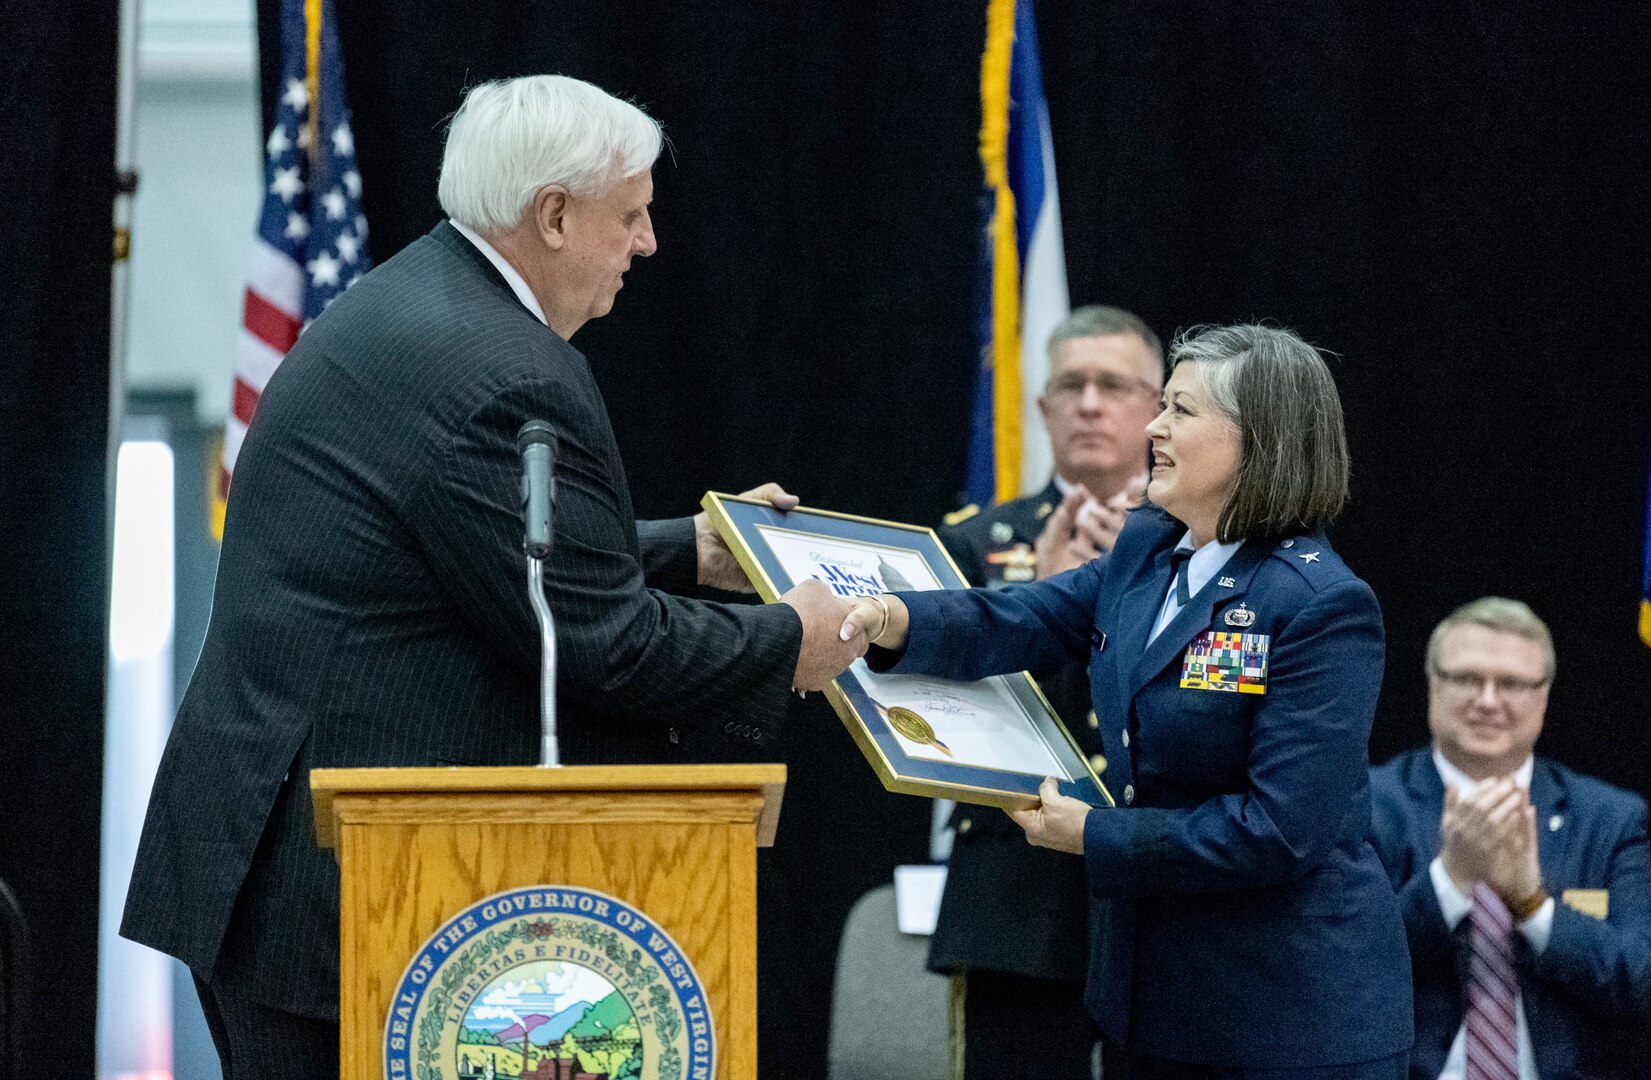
[528,554,558,767]
[517,420,560,767]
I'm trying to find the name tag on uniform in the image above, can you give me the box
[1562,888,1608,919]
[1181,631,1269,694]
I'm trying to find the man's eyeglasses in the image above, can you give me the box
[1046,372,1159,402]
[1430,667,1550,702]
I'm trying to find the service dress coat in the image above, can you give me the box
[1369,748,1651,1079]
[120,222,803,1018]
[874,505,1413,1067]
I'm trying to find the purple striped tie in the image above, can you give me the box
[1465,882,1521,1080]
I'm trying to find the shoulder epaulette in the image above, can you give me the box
[942,504,981,526]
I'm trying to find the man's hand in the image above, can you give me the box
[1033,478,1141,580]
[1486,791,1543,908]
[1007,777,1091,855]
[1439,777,1531,893]
[782,579,867,691]
[695,482,799,591]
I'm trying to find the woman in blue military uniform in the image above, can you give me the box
[841,324,1412,1077]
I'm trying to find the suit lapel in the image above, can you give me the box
[1115,545,1175,669]
[1012,480,1063,545]
[1528,757,1569,880]
[1125,538,1270,698]
[1405,750,1447,857]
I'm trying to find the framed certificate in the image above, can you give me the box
[702,493,1113,811]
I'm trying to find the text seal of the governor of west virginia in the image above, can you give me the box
[385,885,714,1080]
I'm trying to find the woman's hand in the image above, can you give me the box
[839,593,910,649]
[1008,777,1091,854]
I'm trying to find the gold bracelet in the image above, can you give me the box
[1510,887,1549,922]
[866,594,892,645]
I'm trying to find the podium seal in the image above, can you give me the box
[385,885,714,1080]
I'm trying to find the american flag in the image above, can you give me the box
[222,0,369,516]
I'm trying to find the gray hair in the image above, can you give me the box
[1046,304,1163,376]
[1171,324,1349,542]
[438,75,664,235]
[1426,597,1556,680]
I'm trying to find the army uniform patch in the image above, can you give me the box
[1181,631,1269,694]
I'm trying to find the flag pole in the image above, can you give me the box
[108,0,141,553]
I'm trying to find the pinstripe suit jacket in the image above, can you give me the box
[120,221,803,1018]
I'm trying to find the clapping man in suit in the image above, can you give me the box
[931,305,1161,1079]
[122,75,867,1080]
[1370,597,1651,1079]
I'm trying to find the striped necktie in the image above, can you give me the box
[1465,882,1520,1080]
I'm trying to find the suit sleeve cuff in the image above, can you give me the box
[1429,856,1472,930]
[1518,896,1555,954]
[635,517,699,595]
[865,590,948,673]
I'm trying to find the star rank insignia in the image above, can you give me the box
[1297,552,1320,564]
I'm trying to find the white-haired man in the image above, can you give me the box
[122,75,865,1077]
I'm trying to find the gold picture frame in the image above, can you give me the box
[702,492,1113,811]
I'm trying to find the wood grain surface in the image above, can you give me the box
[319,766,780,1080]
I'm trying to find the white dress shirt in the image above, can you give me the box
[1146,531,1243,644]
[1429,749,1552,1080]
[450,219,549,327]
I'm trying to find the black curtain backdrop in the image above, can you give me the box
[1040,0,1651,782]
[232,3,1650,1075]
[0,3,117,1078]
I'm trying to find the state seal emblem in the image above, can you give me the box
[385,885,714,1080]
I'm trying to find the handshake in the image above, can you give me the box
[779,582,910,692]
[688,481,911,693]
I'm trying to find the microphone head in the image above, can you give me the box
[516,420,556,454]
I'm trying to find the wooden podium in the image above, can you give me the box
[311,764,785,1080]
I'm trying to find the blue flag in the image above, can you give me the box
[966,0,1069,509]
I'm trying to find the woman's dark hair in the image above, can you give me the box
[1170,324,1349,543]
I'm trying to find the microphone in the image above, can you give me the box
[517,420,560,766]
[516,420,557,560]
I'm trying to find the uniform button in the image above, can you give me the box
[1123,784,1135,804]
[1087,711,1099,730]
[668,727,681,745]
[1121,729,1130,748]
[958,818,973,834]
[1280,538,1295,549]
[1089,754,1107,774]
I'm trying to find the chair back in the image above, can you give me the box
[827,883,951,1080]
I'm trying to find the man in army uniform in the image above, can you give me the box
[931,305,1163,1079]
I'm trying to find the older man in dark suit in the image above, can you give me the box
[1370,597,1651,1080]
[121,74,865,1079]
